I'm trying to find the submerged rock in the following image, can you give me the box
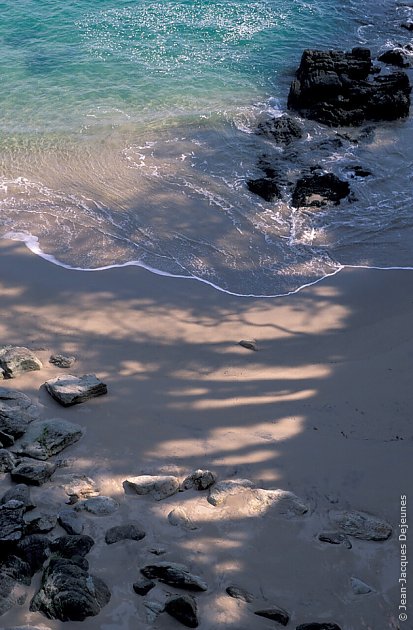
[165,594,199,628]
[44,374,107,407]
[141,562,208,591]
[0,347,42,379]
[124,474,180,501]
[12,418,82,460]
[30,557,111,621]
[292,173,350,208]
[288,47,411,126]
[105,523,146,544]
[329,509,392,540]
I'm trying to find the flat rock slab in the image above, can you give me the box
[124,475,180,501]
[105,523,146,544]
[77,496,119,516]
[208,479,256,506]
[44,374,107,407]
[0,388,39,439]
[11,459,56,486]
[58,509,84,535]
[0,501,25,542]
[0,347,42,379]
[254,606,290,626]
[182,469,216,491]
[329,509,392,541]
[30,557,111,621]
[165,594,199,628]
[141,562,208,591]
[12,418,82,460]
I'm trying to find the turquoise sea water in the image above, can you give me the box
[0,0,412,295]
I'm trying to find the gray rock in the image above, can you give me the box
[77,495,119,515]
[132,576,155,595]
[141,562,208,591]
[0,448,16,472]
[0,500,25,542]
[182,469,216,491]
[254,606,290,626]
[58,509,84,535]
[44,374,107,407]
[105,523,146,544]
[238,339,257,351]
[318,532,352,549]
[12,418,83,461]
[50,534,94,558]
[11,459,56,486]
[144,600,165,623]
[0,346,42,379]
[0,573,27,616]
[165,594,199,628]
[124,474,180,501]
[30,557,111,621]
[1,484,36,511]
[208,479,255,506]
[0,388,39,439]
[0,554,32,585]
[25,513,57,534]
[329,509,392,541]
[16,534,50,574]
[62,474,99,501]
[49,354,76,369]
[226,585,254,603]
[350,577,374,594]
[168,507,198,530]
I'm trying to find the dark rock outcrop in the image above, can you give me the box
[292,173,350,208]
[378,49,409,67]
[165,594,199,628]
[0,501,26,543]
[132,576,156,595]
[49,534,94,558]
[30,557,111,621]
[256,114,303,144]
[288,48,411,126]
[16,535,50,574]
[247,177,281,202]
[11,459,56,486]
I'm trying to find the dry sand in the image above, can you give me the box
[0,238,411,630]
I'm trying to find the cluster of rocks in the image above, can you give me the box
[247,46,411,208]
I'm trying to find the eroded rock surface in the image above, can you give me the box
[329,509,392,540]
[12,419,82,460]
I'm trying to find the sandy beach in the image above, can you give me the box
[0,237,411,630]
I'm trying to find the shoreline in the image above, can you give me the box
[0,238,411,628]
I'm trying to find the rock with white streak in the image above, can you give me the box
[12,419,82,460]
[124,475,180,501]
[329,509,392,540]
[141,562,208,591]
[44,374,107,407]
[0,347,42,379]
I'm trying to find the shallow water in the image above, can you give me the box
[0,0,412,295]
